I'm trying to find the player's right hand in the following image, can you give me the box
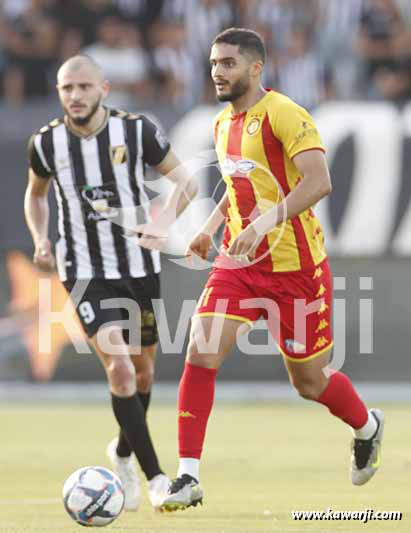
[185,232,212,261]
[33,239,55,272]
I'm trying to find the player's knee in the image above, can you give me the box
[186,337,210,367]
[292,377,324,401]
[108,358,136,396]
[187,337,200,360]
[136,366,154,393]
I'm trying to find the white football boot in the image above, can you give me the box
[106,437,141,511]
[351,408,384,486]
[148,473,171,511]
[160,474,203,512]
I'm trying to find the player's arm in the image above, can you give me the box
[25,134,55,271]
[185,191,229,260]
[228,151,331,258]
[154,149,198,222]
[254,149,332,234]
[134,117,198,250]
[228,101,332,259]
[135,149,198,250]
[24,168,55,271]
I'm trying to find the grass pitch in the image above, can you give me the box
[0,401,408,533]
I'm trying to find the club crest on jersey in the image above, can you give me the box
[247,117,261,135]
[221,158,257,176]
[109,145,128,165]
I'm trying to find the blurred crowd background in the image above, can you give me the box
[0,0,411,112]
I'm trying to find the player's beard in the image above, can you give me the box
[216,73,250,103]
[65,96,101,126]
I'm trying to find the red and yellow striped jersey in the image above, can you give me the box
[214,89,327,272]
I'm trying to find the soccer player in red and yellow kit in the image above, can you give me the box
[159,28,384,511]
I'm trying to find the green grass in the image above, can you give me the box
[0,402,408,532]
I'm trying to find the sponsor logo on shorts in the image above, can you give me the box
[285,339,306,353]
[316,319,328,333]
[313,336,329,350]
[312,267,323,279]
[317,302,329,315]
[316,283,326,297]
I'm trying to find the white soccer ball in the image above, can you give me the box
[63,466,125,527]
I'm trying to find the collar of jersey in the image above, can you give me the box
[230,89,272,119]
[64,108,109,140]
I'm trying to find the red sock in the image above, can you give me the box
[178,362,217,459]
[316,372,368,429]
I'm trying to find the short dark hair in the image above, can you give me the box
[212,27,266,63]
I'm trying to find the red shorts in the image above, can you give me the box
[195,258,333,361]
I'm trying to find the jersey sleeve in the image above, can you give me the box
[141,116,170,166]
[270,100,325,160]
[27,134,53,178]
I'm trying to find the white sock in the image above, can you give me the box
[177,458,200,482]
[353,411,378,440]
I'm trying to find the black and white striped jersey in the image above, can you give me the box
[28,108,170,281]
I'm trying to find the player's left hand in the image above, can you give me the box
[226,223,264,262]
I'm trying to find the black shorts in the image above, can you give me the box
[63,275,160,346]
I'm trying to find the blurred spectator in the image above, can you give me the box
[2,0,60,105]
[113,0,165,46]
[271,24,334,111]
[185,0,233,103]
[152,17,197,110]
[1,0,31,20]
[159,0,189,22]
[48,0,117,62]
[0,0,408,109]
[315,0,364,98]
[354,0,407,95]
[186,0,233,61]
[240,0,317,56]
[82,14,150,108]
[392,0,411,55]
[370,58,411,106]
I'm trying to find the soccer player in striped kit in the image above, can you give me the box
[158,28,384,511]
[24,55,197,512]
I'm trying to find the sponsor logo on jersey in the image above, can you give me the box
[221,158,256,176]
[81,186,115,202]
[236,159,257,173]
[81,186,118,220]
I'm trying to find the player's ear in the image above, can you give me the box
[102,79,110,98]
[250,60,264,79]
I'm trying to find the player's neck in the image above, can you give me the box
[66,107,107,138]
[231,85,267,115]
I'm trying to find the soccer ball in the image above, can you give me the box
[63,466,125,527]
